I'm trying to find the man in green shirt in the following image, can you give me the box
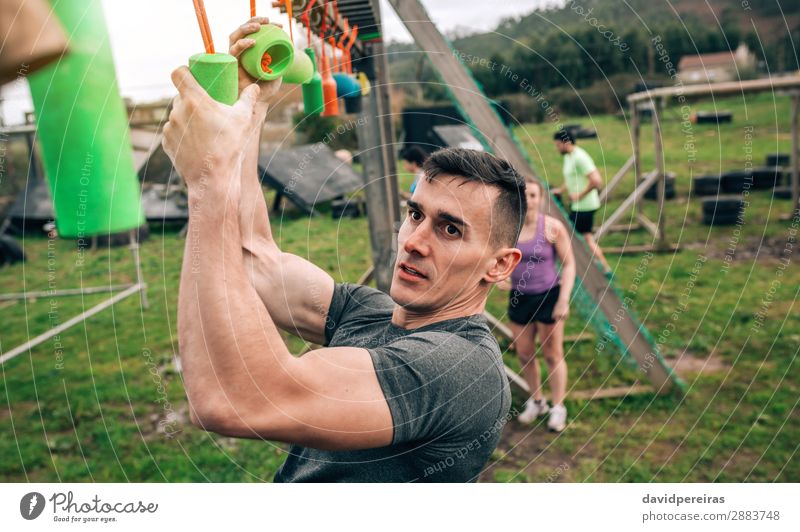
[550,129,611,274]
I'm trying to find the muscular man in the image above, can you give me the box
[161,17,526,482]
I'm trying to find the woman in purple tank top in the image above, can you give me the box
[499,180,576,432]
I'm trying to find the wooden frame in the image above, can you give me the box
[385,0,680,395]
[627,77,800,223]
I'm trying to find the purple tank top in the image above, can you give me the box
[510,214,560,295]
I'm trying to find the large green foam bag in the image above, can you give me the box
[27,0,144,238]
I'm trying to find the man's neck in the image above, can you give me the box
[390,292,487,330]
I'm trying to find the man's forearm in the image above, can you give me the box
[239,103,274,251]
[179,169,292,423]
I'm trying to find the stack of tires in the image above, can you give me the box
[693,175,722,196]
[750,166,783,189]
[767,153,793,199]
[702,195,744,226]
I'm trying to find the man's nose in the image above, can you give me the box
[402,221,432,257]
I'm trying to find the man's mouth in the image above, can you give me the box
[398,262,428,279]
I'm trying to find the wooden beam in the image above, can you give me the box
[606,222,642,234]
[356,89,396,293]
[570,384,654,401]
[627,75,800,103]
[388,0,678,394]
[604,243,680,255]
[792,93,799,215]
[595,170,660,241]
[357,265,374,285]
[652,99,669,250]
[598,155,634,203]
[636,212,660,238]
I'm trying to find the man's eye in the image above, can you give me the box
[444,224,460,236]
[409,210,422,221]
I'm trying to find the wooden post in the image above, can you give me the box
[370,33,401,227]
[387,0,679,394]
[652,98,668,248]
[631,102,642,220]
[357,88,397,293]
[792,93,799,217]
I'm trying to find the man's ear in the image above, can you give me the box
[483,247,522,284]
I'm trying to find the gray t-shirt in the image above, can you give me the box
[273,283,511,482]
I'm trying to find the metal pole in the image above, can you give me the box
[0,283,143,366]
[0,284,134,301]
[129,228,148,309]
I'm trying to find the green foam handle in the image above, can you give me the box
[240,24,295,81]
[189,53,238,105]
[283,48,314,85]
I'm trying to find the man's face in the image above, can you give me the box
[402,160,418,173]
[554,140,570,154]
[390,175,504,313]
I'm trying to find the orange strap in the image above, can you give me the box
[192,0,214,54]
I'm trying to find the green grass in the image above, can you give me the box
[1,92,798,482]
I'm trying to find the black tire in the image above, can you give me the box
[721,170,752,193]
[766,153,790,167]
[750,166,783,189]
[773,187,792,199]
[0,235,26,266]
[703,212,741,226]
[695,111,732,124]
[702,195,744,214]
[693,175,722,196]
[644,174,676,200]
[331,199,361,219]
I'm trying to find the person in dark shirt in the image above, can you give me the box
[160,16,526,482]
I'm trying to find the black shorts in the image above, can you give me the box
[508,285,561,325]
[569,209,596,234]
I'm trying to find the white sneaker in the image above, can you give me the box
[547,404,567,432]
[518,398,549,424]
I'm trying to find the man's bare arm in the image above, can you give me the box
[574,168,603,201]
[166,67,392,451]
[232,19,335,345]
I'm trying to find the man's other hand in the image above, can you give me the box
[228,16,283,106]
[162,67,261,190]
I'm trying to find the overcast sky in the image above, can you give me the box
[1,0,555,124]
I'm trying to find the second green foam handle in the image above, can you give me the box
[189,53,238,105]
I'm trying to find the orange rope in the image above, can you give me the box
[303,0,317,45]
[328,36,338,72]
[192,0,214,54]
[250,0,256,18]
[284,0,294,44]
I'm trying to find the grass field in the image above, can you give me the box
[1,92,798,482]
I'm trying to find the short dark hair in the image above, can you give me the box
[400,145,427,167]
[553,128,576,144]
[422,148,526,246]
